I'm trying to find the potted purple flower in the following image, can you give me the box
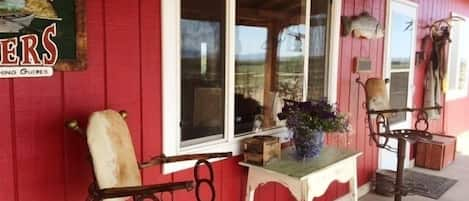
[277,99,351,159]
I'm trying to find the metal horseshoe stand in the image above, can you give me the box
[356,78,441,201]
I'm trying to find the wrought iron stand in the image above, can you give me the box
[356,78,441,201]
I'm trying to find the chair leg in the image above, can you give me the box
[86,195,101,201]
[133,193,160,201]
[394,138,406,201]
[87,182,102,201]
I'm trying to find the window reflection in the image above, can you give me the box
[235,26,267,134]
[235,0,307,135]
[276,25,305,101]
[391,12,412,70]
[458,24,469,90]
[388,11,413,123]
[308,1,330,100]
[449,20,469,91]
[389,73,409,124]
[180,0,225,144]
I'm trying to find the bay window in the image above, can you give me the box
[162,0,341,173]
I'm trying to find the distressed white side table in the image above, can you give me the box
[239,147,362,201]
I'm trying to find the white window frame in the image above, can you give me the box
[161,0,342,174]
[380,0,418,170]
[446,13,469,101]
[382,0,418,129]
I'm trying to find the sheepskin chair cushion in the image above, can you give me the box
[365,78,391,112]
[87,110,142,201]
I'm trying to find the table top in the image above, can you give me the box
[239,146,361,179]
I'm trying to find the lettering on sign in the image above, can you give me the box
[0,0,87,75]
[0,24,57,78]
[0,66,53,78]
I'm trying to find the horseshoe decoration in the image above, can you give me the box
[194,159,216,201]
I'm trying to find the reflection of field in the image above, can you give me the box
[391,60,410,69]
[235,58,304,102]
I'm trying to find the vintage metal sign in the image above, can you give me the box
[0,0,87,78]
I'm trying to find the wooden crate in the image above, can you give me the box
[243,136,281,166]
[415,134,456,170]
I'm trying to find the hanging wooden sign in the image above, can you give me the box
[0,0,87,77]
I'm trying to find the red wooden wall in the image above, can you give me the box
[1,0,469,201]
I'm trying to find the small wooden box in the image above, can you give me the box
[415,134,456,170]
[243,136,281,166]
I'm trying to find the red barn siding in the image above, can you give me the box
[0,81,15,201]
[0,0,469,201]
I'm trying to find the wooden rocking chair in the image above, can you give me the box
[356,78,441,201]
[66,109,232,201]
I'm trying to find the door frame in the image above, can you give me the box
[379,0,418,170]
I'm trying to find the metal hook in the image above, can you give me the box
[119,110,128,119]
[65,120,85,136]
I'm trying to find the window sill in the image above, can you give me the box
[162,127,290,174]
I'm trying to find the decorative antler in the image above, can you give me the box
[424,16,465,41]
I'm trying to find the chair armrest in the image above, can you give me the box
[99,181,193,199]
[139,152,232,169]
[368,106,441,115]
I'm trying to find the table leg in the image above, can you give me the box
[349,175,358,201]
[305,192,315,201]
[245,170,256,201]
[245,185,255,201]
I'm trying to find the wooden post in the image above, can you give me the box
[395,138,406,201]
[263,22,280,128]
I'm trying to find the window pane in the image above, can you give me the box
[458,58,468,90]
[235,0,307,135]
[458,22,469,90]
[448,20,469,92]
[448,21,461,90]
[389,72,409,124]
[390,11,413,70]
[180,0,225,144]
[308,1,330,100]
[235,26,267,134]
[277,25,305,101]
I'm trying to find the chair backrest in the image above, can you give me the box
[365,78,390,112]
[86,110,142,190]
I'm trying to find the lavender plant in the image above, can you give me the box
[278,99,351,134]
[278,99,351,158]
